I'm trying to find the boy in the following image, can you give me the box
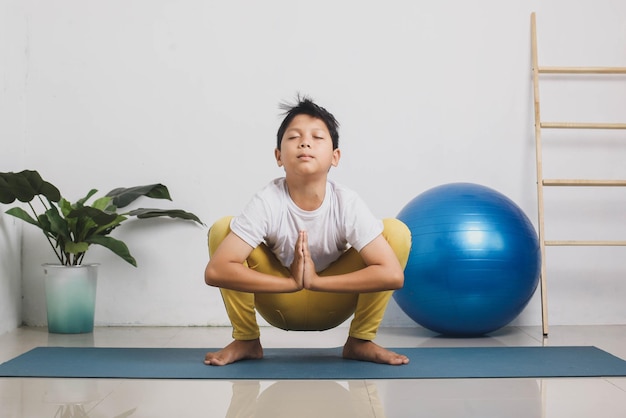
[204,96,411,366]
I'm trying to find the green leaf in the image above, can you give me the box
[38,179,61,202]
[86,235,137,267]
[76,189,98,206]
[0,172,37,203]
[37,213,53,235]
[106,184,172,208]
[93,214,126,235]
[6,207,40,227]
[127,208,203,224]
[0,170,60,203]
[45,206,70,241]
[59,198,73,217]
[0,175,13,204]
[67,206,119,226]
[64,241,89,254]
[92,196,113,211]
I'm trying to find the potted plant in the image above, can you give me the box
[0,170,203,333]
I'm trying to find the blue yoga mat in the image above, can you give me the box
[1,346,625,380]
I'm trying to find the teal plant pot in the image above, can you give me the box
[43,264,99,334]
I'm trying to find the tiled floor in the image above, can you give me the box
[1,325,625,417]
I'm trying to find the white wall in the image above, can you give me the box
[4,0,626,329]
[0,0,27,335]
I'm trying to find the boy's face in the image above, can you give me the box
[275,114,340,177]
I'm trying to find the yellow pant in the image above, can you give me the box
[208,216,411,341]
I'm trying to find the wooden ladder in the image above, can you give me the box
[531,12,626,336]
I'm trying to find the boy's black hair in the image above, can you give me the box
[276,95,340,150]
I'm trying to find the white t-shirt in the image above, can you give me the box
[231,178,383,271]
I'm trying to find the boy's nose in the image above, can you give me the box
[299,142,311,148]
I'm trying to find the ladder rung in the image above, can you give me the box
[545,240,626,246]
[543,179,626,186]
[538,66,626,74]
[541,122,626,129]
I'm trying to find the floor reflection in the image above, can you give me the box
[21,379,137,418]
[225,380,384,418]
[380,378,543,418]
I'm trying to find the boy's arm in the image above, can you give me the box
[204,232,302,293]
[298,233,404,293]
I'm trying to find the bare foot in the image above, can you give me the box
[342,337,409,365]
[204,339,263,366]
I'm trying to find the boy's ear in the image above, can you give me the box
[275,148,283,167]
[331,148,341,167]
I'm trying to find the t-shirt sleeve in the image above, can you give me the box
[342,192,384,252]
[230,192,270,249]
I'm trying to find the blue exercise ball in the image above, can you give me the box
[395,183,540,336]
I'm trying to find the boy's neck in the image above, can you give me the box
[285,176,327,211]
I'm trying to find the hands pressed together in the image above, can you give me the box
[289,230,319,291]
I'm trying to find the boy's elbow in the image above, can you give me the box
[388,269,405,290]
[204,263,220,287]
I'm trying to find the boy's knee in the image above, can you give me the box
[382,218,411,245]
[208,216,234,255]
[382,218,412,267]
